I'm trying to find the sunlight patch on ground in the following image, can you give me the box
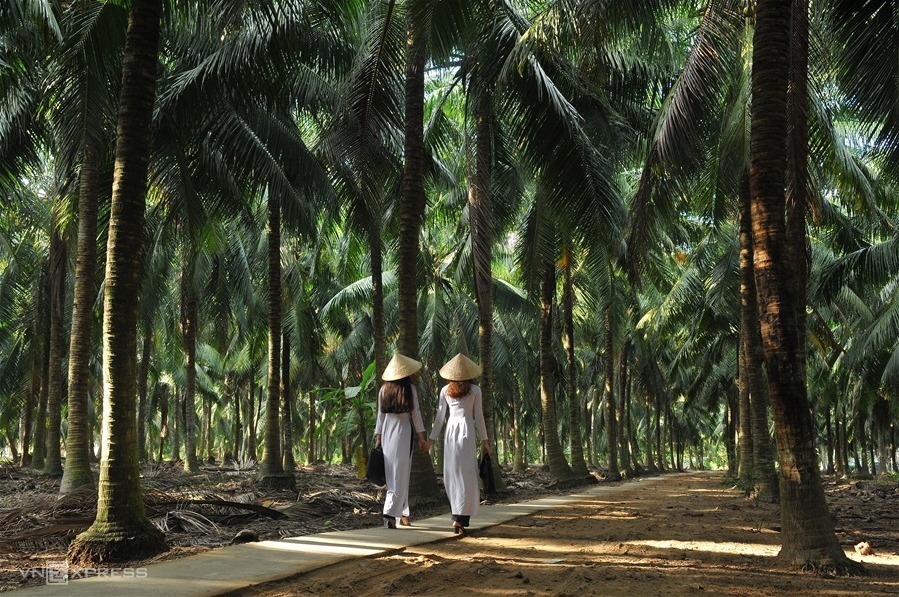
[847,551,899,568]
[585,510,639,521]
[628,539,779,557]
[472,537,593,556]
[253,537,389,557]
[686,488,738,495]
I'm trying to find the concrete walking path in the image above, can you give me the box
[20,475,665,596]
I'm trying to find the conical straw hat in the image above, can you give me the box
[382,353,422,381]
[439,353,482,381]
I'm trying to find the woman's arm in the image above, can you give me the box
[428,387,448,443]
[473,385,489,453]
[374,386,385,445]
[411,386,428,450]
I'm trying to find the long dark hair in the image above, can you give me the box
[446,380,471,398]
[380,378,413,413]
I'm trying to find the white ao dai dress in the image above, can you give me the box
[374,385,425,519]
[429,384,488,517]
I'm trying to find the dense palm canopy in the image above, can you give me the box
[1,0,898,572]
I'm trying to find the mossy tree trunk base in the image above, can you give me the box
[779,549,866,577]
[67,522,166,567]
[60,469,95,494]
[257,472,296,491]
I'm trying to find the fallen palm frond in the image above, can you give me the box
[155,510,219,534]
[302,489,380,515]
[150,498,286,519]
[0,521,91,553]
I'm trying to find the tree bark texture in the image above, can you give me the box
[604,304,620,480]
[749,0,857,572]
[398,19,440,505]
[67,0,167,564]
[258,192,292,489]
[61,143,102,492]
[540,263,574,480]
[136,329,152,461]
[562,250,589,476]
[180,261,200,473]
[470,86,506,491]
[31,287,50,471]
[43,208,67,477]
[281,332,296,472]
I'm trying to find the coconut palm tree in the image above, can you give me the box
[748,0,859,573]
[67,0,167,565]
[46,0,130,491]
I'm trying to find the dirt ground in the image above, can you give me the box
[0,461,569,591]
[236,472,899,597]
[4,465,899,595]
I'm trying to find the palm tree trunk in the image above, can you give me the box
[868,433,876,476]
[470,86,506,491]
[562,249,589,476]
[171,387,181,461]
[874,396,890,476]
[43,207,66,478]
[603,304,620,480]
[5,427,18,463]
[738,194,755,488]
[891,426,897,473]
[785,0,809,367]
[157,385,168,464]
[832,406,843,477]
[67,0,166,564]
[179,261,200,472]
[258,192,292,489]
[749,0,857,572]
[20,295,43,466]
[824,405,838,475]
[203,396,212,462]
[305,391,315,464]
[230,374,241,462]
[842,410,851,475]
[247,380,257,461]
[618,340,631,474]
[854,418,865,475]
[281,331,296,472]
[369,226,387,383]
[396,23,426,358]
[740,174,778,499]
[136,329,152,461]
[655,392,664,470]
[512,381,526,472]
[31,284,50,471]
[539,263,574,481]
[399,20,440,506]
[585,388,596,468]
[645,384,657,474]
[626,376,642,471]
[61,144,102,492]
[667,403,676,470]
[725,384,736,477]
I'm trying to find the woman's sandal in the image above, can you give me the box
[452,522,466,536]
[400,516,412,527]
[383,516,396,529]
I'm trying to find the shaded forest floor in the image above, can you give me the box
[0,458,574,591]
[2,463,899,594]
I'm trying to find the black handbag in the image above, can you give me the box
[479,452,496,495]
[366,445,386,486]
